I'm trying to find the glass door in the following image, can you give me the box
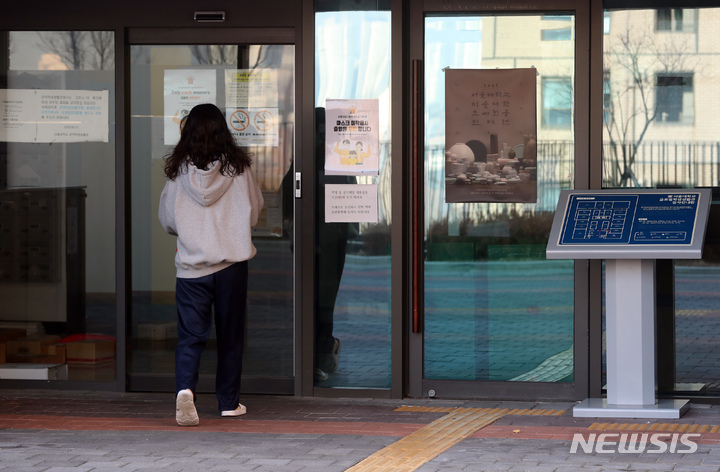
[414,8,587,400]
[0,30,117,384]
[602,6,720,399]
[128,33,295,394]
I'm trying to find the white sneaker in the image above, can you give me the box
[320,338,341,373]
[314,367,328,381]
[221,403,247,417]
[176,389,199,426]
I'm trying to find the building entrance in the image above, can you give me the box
[127,29,296,395]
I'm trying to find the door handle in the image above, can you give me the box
[412,59,422,334]
[295,172,302,198]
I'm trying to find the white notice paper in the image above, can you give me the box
[325,184,378,223]
[225,69,278,108]
[164,69,217,145]
[226,107,279,147]
[0,89,109,143]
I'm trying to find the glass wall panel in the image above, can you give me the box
[1,31,116,381]
[314,8,392,388]
[603,7,720,396]
[423,15,575,382]
[129,44,295,388]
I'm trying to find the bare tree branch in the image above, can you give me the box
[603,24,697,187]
[37,31,87,69]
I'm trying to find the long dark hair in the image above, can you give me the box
[163,103,252,180]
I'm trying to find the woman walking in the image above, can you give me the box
[158,103,264,426]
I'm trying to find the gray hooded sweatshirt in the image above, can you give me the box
[158,160,264,279]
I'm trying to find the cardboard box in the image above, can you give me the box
[68,363,117,382]
[66,339,115,364]
[7,353,57,364]
[0,363,68,380]
[6,343,65,364]
[0,328,25,342]
[137,322,176,341]
[7,335,61,355]
[47,343,66,363]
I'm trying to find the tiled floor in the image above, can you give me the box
[2,390,720,471]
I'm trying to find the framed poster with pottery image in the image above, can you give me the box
[445,68,537,203]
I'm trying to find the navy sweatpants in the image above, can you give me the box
[175,261,248,412]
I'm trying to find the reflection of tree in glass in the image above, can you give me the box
[191,45,282,69]
[36,31,114,70]
[604,28,697,187]
[87,32,114,69]
[190,45,238,65]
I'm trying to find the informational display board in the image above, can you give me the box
[1,89,109,143]
[547,189,711,419]
[547,189,712,260]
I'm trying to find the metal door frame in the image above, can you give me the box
[125,27,302,396]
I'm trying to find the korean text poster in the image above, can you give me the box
[225,69,279,147]
[1,89,108,143]
[325,184,379,223]
[164,69,216,145]
[325,99,379,176]
[445,68,537,203]
[225,69,278,108]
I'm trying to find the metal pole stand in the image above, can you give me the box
[573,259,689,419]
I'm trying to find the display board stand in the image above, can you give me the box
[547,189,711,419]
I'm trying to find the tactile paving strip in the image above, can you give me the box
[676,309,717,316]
[589,422,720,433]
[345,407,567,471]
[394,405,567,416]
[346,408,509,471]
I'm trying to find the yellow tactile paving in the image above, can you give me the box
[589,422,720,433]
[346,408,509,472]
[395,406,566,416]
[676,309,716,316]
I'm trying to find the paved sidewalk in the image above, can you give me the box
[1,390,720,471]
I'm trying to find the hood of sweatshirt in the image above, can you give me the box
[177,160,233,207]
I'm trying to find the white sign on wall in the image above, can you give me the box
[325,99,379,176]
[0,89,109,143]
[226,107,279,147]
[225,69,278,108]
[325,183,379,223]
[164,69,216,145]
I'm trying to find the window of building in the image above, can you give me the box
[603,71,612,123]
[604,12,611,34]
[543,15,572,21]
[656,8,698,33]
[656,73,694,124]
[542,28,572,41]
[542,77,572,129]
[542,15,572,41]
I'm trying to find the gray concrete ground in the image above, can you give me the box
[2,390,720,472]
